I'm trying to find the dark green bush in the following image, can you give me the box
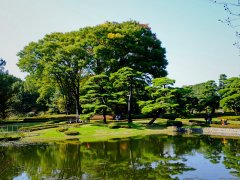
[57,127,68,132]
[162,114,178,120]
[166,120,183,127]
[108,123,121,129]
[64,131,80,136]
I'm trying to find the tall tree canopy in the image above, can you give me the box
[81,21,168,77]
[17,21,168,116]
[18,32,90,115]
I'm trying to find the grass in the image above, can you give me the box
[0,132,24,141]
[21,121,177,143]
[3,116,240,143]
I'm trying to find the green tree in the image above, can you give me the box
[0,58,6,73]
[10,81,39,115]
[219,74,227,90]
[174,87,198,116]
[17,32,89,117]
[189,80,220,114]
[138,77,179,125]
[219,77,240,114]
[110,67,147,123]
[81,74,113,123]
[0,61,20,119]
[85,21,168,77]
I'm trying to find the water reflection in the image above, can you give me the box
[0,135,239,179]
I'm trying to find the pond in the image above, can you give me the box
[0,135,239,179]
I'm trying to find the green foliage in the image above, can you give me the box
[81,74,113,123]
[57,127,68,132]
[189,80,220,113]
[138,77,178,115]
[166,120,183,127]
[0,65,21,119]
[85,21,168,77]
[219,77,240,114]
[79,114,92,121]
[110,67,148,122]
[17,21,168,116]
[64,131,80,135]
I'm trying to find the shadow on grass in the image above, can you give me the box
[145,123,167,130]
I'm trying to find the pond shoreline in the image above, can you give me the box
[178,127,240,137]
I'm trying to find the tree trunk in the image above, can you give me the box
[148,112,160,125]
[75,93,81,122]
[128,83,133,123]
[103,109,107,124]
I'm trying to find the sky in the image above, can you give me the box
[0,0,239,87]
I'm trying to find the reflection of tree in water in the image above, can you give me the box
[1,136,240,179]
[222,139,240,178]
[199,136,223,164]
[0,146,26,179]
[80,136,195,179]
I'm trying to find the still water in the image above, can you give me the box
[0,135,239,180]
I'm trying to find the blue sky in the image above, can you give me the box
[0,0,239,87]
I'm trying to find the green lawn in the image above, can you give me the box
[21,121,176,143]
[3,116,240,143]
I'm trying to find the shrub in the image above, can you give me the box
[108,123,121,129]
[80,114,93,121]
[162,114,178,120]
[64,131,80,136]
[57,127,68,132]
[166,120,183,127]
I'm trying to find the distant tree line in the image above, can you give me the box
[0,21,239,123]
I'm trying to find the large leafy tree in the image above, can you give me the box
[219,77,240,114]
[138,77,179,125]
[18,21,168,118]
[18,32,89,116]
[85,21,168,77]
